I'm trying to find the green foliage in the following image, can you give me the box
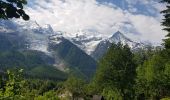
[0,44,169,100]
[135,51,170,99]
[0,69,63,99]
[34,90,60,100]
[93,43,136,99]
[161,0,170,50]
[63,76,86,99]
[133,46,158,66]
[0,50,67,80]
[28,65,67,80]
[161,98,170,100]
[102,87,122,100]
[0,69,25,99]
[133,1,170,99]
[0,0,29,20]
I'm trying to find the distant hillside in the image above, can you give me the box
[0,32,67,80]
[0,21,97,80]
[49,35,97,78]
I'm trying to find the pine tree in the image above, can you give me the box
[161,0,170,50]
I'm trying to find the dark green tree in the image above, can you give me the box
[0,0,29,20]
[93,43,136,100]
[161,0,170,50]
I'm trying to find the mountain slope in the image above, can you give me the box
[0,20,97,79]
[49,35,97,78]
[109,31,144,49]
[91,31,145,60]
[69,30,103,55]
[0,20,148,79]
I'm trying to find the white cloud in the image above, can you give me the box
[125,13,165,45]
[25,0,166,45]
[125,0,165,15]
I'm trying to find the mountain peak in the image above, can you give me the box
[109,31,132,43]
[111,31,125,39]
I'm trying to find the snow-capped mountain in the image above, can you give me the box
[0,20,97,76]
[91,31,145,60]
[69,31,145,56]
[13,21,63,54]
[0,20,154,77]
[108,31,144,49]
[49,31,63,45]
[0,20,146,58]
[70,30,103,55]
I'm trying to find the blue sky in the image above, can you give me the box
[24,0,166,45]
[97,0,162,16]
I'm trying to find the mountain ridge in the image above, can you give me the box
[0,20,148,56]
[0,20,98,78]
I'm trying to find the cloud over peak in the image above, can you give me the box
[25,0,166,45]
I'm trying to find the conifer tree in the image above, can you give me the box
[161,0,170,50]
